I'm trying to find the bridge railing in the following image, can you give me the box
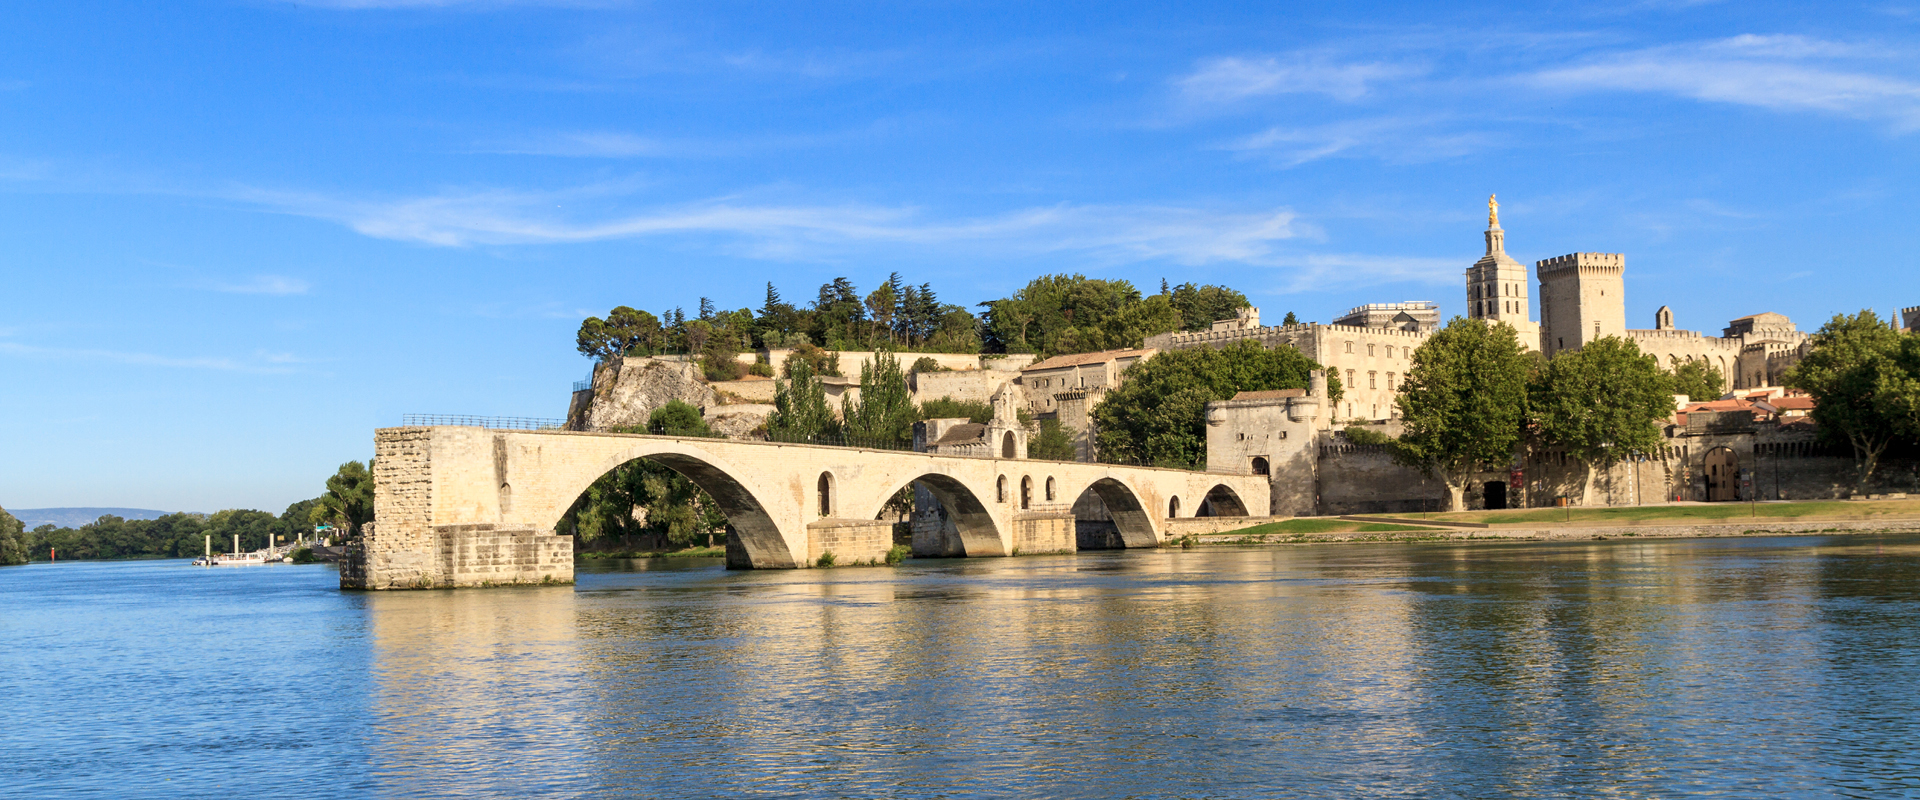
[401,414,569,430]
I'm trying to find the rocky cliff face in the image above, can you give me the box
[567,357,721,431]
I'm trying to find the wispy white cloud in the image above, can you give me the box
[1225,118,1495,166]
[1177,55,1423,103]
[238,184,1306,267]
[0,342,299,373]
[1259,253,1462,294]
[205,275,311,295]
[479,131,673,158]
[1531,35,1920,129]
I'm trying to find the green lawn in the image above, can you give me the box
[1384,498,1920,527]
[578,545,727,560]
[1221,519,1444,536]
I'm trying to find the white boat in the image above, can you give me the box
[198,552,268,566]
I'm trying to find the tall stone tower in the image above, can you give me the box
[1465,194,1538,348]
[1536,251,1626,358]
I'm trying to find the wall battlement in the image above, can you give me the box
[1537,252,1625,272]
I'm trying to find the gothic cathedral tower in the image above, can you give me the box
[1465,195,1539,350]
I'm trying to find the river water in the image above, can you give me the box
[4,534,1919,798]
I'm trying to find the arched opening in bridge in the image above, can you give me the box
[1196,484,1248,517]
[881,473,1006,558]
[1001,432,1016,458]
[1168,496,1181,518]
[559,448,794,569]
[818,472,835,517]
[1251,457,1269,476]
[1045,476,1056,502]
[1020,476,1033,510]
[996,475,1007,503]
[1070,477,1158,550]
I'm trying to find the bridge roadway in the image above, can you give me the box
[343,425,1270,589]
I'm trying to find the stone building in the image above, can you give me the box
[1466,194,1539,347]
[1905,306,1919,332]
[1332,301,1440,333]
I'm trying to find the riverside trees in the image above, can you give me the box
[1528,336,1675,505]
[1786,310,1920,490]
[0,507,26,566]
[1393,318,1532,510]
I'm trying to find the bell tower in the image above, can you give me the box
[1464,194,1539,349]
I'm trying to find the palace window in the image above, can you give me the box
[1367,343,1375,356]
[1346,369,1355,387]
[1345,341,1354,353]
[1369,371,1377,389]
[1387,372,1395,390]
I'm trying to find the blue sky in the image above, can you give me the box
[4,1,1919,513]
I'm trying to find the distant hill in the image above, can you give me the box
[6,508,182,529]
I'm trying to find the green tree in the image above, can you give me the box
[1667,359,1727,402]
[1282,311,1299,326]
[981,274,1188,357]
[1786,311,1920,490]
[842,351,916,447]
[917,396,992,424]
[1530,336,1676,505]
[648,399,715,436]
[1028,418,1077,461]
[1166,282,1251,331]
[1394,317,1532,510]
[1092,340,1338,468]
[0,506,27,566]
[576,306,663,359]
[312,461,375,540]
[769,353,839,440]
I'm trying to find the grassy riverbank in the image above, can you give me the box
[1369,497,1920,528]
[577,545,726,560]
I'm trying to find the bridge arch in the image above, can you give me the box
[869,472,1007,557]
[1072,476,1159,548]
[1197,484,1249,517]
[563,440,799,569]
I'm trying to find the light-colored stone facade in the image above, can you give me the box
[1333,302,1440,333]
[347,425,1269,588]
[1537,252,1627,358]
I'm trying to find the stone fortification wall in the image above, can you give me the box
[1315,444,1449,515]
[1627,329,1740,397]
[710,377,777,403]
[1149,322,1426,424]
[761,349,984,377]
[912,369,1022,405]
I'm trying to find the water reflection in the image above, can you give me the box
[24,538,1910,798]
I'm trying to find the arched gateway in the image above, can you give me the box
[342,425,1270,589]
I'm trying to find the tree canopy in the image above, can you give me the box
[1394,317,1532,510]
[311,461,375,539]
[1666,359,1726,402]
[841,351,916,447]
[1786,310,1920,489]
[1092,340,1338,468]
[1529,336,1676,503]
[0,507,27,566]
[769,352,838,440]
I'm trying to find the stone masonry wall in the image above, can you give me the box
[1013,512,1075,554]
[806,519,893,565]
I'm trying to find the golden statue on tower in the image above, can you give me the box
[1488,193,1499,225]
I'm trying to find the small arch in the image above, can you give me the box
[1198,484,1249,517]
[817,471,835,517]
[1045,476,1056,501]
[1001,432,1016,458]
[1251,456,1269,476]
[1168,496,1181,518]
[1020,476,1033,510]
[997,475,1008,503]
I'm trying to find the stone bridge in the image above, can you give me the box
[343,425,1270,589]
